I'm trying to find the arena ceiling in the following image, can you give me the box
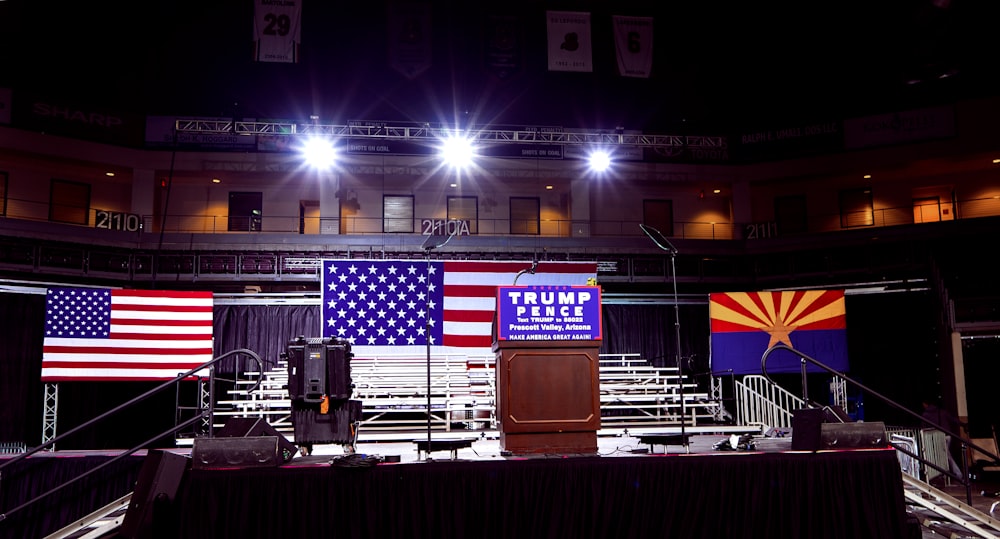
[3,0,998,135]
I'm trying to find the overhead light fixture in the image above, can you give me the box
[300,136,337,170]
[440,133,476,169]
[863,174,872,179]
[587,150,612,173]
[713,189,721,194]
[105,172,115,177]
[212,178,221,184]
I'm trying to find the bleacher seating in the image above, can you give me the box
[211,352,727,443]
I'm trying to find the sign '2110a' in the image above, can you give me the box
[421,219,470,236]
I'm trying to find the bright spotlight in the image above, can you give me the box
[588,150,612,173]
[301,137,337,169]
[440,135,476,169]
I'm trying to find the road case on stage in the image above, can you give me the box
[285,336,354,403]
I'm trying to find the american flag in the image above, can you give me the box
[321,260,597,356]
[41,287,215,381]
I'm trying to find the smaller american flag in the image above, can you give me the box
[42,287,215,381]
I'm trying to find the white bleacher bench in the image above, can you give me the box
[210,352,726,442]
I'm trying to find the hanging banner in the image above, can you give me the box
[546,11,592,72]
[484,13,523,80]
[253,0,302,63]
[612,15,654,78]
[388,2,432,79]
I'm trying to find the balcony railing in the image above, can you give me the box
[2,195,1000,242]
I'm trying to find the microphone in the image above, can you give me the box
[513,260,537,285]
[639,223,678,255]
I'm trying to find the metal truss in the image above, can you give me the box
[42,383,58,449]
[174,120,726,152]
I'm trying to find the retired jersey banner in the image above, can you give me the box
[612,15,654,78]
[42,288,215,381]
[388,2,432,79]
[484,13,523,80]
[253,0,302,63]
[322,260,596,357]
[546,11,592,72]
[709,290,848,375]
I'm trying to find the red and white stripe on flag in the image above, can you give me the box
[612,15,654,78]
[442,260,596,349]
[41,288,215,382]
[253,0,302,63]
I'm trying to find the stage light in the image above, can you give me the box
[440,134,476,169]
[301,137,337,170]
[588,150,612,173]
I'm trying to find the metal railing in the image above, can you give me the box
[734,374,805,431]
[0,348,264,526]
[5,194,1000,240]
[760,343,1000,507]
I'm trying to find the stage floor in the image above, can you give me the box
[302,430,787,463]
[6,432,999,539]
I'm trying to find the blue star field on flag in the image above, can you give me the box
[323,260,445,346]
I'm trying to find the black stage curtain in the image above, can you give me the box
[0,454,145,539]
[209,303,713,376]
[173,449,909,539]
[212,304,321,376]
[0,292,45,446]
[600,303,710,374]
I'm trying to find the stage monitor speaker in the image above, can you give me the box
[820,421,888,449]
[119,449,190,539]
[217,417,297,463]
[192,436,285,469]
[791,408,825,451]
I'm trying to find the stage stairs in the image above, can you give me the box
[200,352,733,444]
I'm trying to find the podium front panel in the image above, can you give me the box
[494,340,601,442]
[505,350,598,429]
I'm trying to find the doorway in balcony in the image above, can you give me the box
[912,187,955,223]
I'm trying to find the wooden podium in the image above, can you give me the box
[492,339,601,455]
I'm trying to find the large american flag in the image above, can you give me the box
[41,287,215,381]
[321,260,597,356]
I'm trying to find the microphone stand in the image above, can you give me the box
[421,230,456,460]
[640,224,689,452]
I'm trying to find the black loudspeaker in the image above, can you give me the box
[820,421,888,449]
[215,417,298,463]
[791,408,825,451]
[192,436,285,469]
[119,449,190,539]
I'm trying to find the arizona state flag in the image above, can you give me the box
[709,290,848,375]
